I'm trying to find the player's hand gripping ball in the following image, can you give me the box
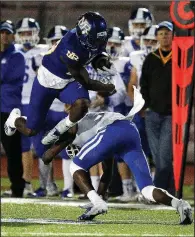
[91,52,111,71]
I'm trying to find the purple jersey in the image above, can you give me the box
[42,28,104,80]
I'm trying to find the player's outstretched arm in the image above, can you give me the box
[42,127,77,165]
[67,63,116,95]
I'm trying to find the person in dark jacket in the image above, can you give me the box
[140,21,175,195]
[0,20,25,197]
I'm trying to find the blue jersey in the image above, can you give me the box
[1,44,25,113]
[42,28,104,80]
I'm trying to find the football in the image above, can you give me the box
[91,53,111,71]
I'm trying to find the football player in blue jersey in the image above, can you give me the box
[14,17,49,197]
[121,8,154,57]
[5,12,116,146]
[42,96,192,225]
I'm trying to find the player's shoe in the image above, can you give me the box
[46,183,59,197]
[33,187,47,197]
[41,128,61,145]
[23,182,34,198]
[176,200,193,225]
[78,201,108,221]
[115,193,138,202]
[1,190,12,197]
[4,108,21,136]
[61,189,73,199]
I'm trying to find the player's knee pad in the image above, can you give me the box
[141,185,156,202]
[69,161,84,177]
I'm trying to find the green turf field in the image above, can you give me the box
[1,200,194,237]
[1,177,194,237]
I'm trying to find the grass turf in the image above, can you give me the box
[1,178,194,236]
[1,202,194,236]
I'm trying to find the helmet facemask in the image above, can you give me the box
[44,25,68,47]
[128,8,154,39]
[106,41,122,60]
[106,27,124,59]
[15,18,40,48]
[140,25,159,53]
[128,21,149,39]
[66,144,81,159]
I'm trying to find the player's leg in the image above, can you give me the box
[61,150,74,199]
[116,160,136,202]
[1,112,25,197]
[21,105,34,197]
[121,127,193,225]
[42,81,90,145]
[70,129,112,220]
[32,131,49,197]
[90,164,101,191]
[5,77,55,137]
[158,115,175,195]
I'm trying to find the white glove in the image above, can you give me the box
[97,63,117,77]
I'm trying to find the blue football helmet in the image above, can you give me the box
[140,25,158,53]
[44,25,68,46]
[128,8,154,38]
[76,12,108,52]
[15,17,40,47]
[106,27,125,59]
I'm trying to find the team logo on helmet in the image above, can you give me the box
[78,17,91,35]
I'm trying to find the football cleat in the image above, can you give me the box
[78,201,108,221]
[61,189,73,199]
[33,187,47,197]
[4,108,21,136]
[41,128,61,145]
[23,182,34,198]
[46,183,59,197]
[1,190,12,197]
[176,200,193,225]
[115,193,138,202]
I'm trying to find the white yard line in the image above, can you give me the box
[1,232,193,237]
[1,217,176,225]
[1,198,175,210]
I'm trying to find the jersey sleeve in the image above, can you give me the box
[2,52,25,84]
[120,61,133,87]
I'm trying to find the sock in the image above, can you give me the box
[62,159,74,193]
[171,198,180,208]
[38,158,52,189]
[90,176,100,191]
[87,190,103,205]
[46,163,56,190]
[55,116,76,134]
[122,179,132,195]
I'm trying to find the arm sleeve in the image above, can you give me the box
[120,61,133,87]
[140,55,150,109]
[2,52,25,84]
